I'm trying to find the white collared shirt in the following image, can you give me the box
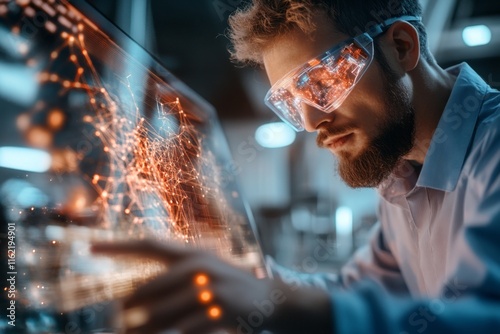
[332,63,500,334]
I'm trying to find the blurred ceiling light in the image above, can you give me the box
[1,179,49,208]
[0,146,52,173]
[0,62,38,106]
[462,25,492,47]
[255,122,296,148]
[335,206,353,236]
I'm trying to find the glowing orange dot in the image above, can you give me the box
[70,55,77,62]
[16,114,30,130]
[124,208,130,214]
[47,109,65,130]
[77,67,84,74]
[50,74,59,81]
[208,306,221,319]
[61,32,68,38]
[38,72,49,82]
[62,80,70,88]
[199,290,212,303]
[195,274,208,286]
[18,43,28,55]
[26,126,52,148]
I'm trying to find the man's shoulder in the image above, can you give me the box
[463,90,500,178]
[473,86,500,146]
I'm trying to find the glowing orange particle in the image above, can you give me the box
[199,290,212,303]
[38,72,49,82]
[208,306,221,319]
[26,126,53,148]
[70,55,77,62]
[18,43,28,55]
[47,109,66,130]
[16,114,30,131]
[195,274,208,286]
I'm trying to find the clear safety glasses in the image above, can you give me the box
[264,16,421,131]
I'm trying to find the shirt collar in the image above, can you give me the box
[378,63,489,198]
[416,62,488,191]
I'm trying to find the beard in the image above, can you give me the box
[319,66,416,188]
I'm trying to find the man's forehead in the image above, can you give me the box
[262,23,348,85]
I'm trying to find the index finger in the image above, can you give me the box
[90,239,191,264]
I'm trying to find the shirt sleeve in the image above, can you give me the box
[265,255,341,291]
[332,123,500,334]
[266,222,409,294]
[332,281,500,334]
[340,222,409,295]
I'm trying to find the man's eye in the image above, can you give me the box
[296,73,310,88]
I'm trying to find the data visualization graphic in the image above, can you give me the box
[0,0,265,331]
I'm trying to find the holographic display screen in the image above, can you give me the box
[0,0,265,322]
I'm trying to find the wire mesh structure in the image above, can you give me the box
[0,1,266,332]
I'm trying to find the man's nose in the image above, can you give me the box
[301,103,335,132]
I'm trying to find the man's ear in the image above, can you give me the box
[381,20,420,72]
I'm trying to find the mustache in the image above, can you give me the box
[316,125,356,148]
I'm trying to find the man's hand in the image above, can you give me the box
[91,240,333,334]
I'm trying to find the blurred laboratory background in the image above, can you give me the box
[8,0,500,274]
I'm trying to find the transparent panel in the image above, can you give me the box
[0,0,266,332]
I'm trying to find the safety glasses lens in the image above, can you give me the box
[265,38,373,131]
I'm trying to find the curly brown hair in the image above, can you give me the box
[228,0,434,66]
